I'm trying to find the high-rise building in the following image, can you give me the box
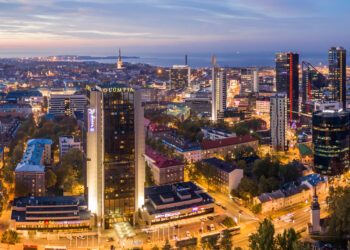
[301,62,328,116]
[270,94,287,151]
[275,52,299,120]
[240,68,259,94]
[48,94,87,117]
[170,65,190,90]
[86,84,145,228]
[211,66,227,121]
[329,46,346,108]
[312,110,349,176]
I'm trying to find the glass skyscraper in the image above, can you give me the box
[301,61,328,115]
[329,46,346,108]
[312,110,349,176]
[275,52,299,120]
[86,84,145,228]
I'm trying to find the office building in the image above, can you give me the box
[48,94,87,117]
[312,110,349,176]
[11,195,92,231]
[144,146,184,185]
[256,97,270,114]
[240,68,259,94]
[170,65,190,90]
[202,158,243,195]
[212,66,227,121]
[329,47,346,108]
[86,84,145,228]
[14,139,53,196]
[301,62,328,115]
[58,135,82,160]
[275,52,299,120]
[141,182,214,225]
[270,94,287,151]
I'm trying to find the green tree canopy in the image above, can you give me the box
[45,169,57,188]
[249,218,275,250]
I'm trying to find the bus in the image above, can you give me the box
[44,246,67,250]
[222,226,241,236]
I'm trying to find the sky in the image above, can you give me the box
[0,0,350,57]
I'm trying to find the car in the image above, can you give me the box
[186,231,191,237]
[207,225,211,231]
[210,224,215,231]
[200,217,208,222]
[207,216,214,220]
[173,235,178,241]
[222,206,227,210]
[147,235,151,243]
[216,202,221,206]
[174,225,179,229]
[106,237,114,242]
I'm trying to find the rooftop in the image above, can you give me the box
[202,158,238,173]
[297,144,312,156]
[201,135,257,150]
[145,146,184,169]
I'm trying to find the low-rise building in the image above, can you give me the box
[201,127,236,141]
[201,135,258,159]
[59,135,82,160]
[10,195,93,231]
[160,134,202,162]
[202,158,243,195]
[14,139,53,196]
[147,123,173,138]
[253,174,327,213]
[144,146,184,185]
[142,182,214,225]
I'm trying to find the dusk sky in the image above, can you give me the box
[0,0,350,57]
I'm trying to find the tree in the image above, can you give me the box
[1,230,20,244]
[279,163,300,183]
[222,216,236,228]
[327,186,350,239]
[249,218,275,250]
[201,163,218,191]
[251,203,262,214]
[162,239,171,250]
[202,235,219,250]
[145,163,155,187]
[234,177,259,200]
[233,145,256,159]
[15,181,29,197]
[275,228,300,250]
[220,230,233,250]
[61,148,84,184]
[45,169,57,188]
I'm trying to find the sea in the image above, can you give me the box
[77,52,329,68]
[1,51,329,68]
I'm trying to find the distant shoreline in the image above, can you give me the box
[48,55,140,60]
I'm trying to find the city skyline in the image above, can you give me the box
[1,0,350,57]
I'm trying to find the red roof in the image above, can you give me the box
[200,135,257,150]
[145,146,184,168]
[149,123,172,133]
[144,118,151,127]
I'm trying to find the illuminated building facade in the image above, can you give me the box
[170,65,190,90]
[117,48,124,69]
[270,94,287,151]
[312,110,349,176]
[240,67,259,94]
[211,67,227,121]
[48,94,87,117]
[86,84,145,228]
[301,62,328,116]
[329,46,346,108]
[275,52,299,120]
